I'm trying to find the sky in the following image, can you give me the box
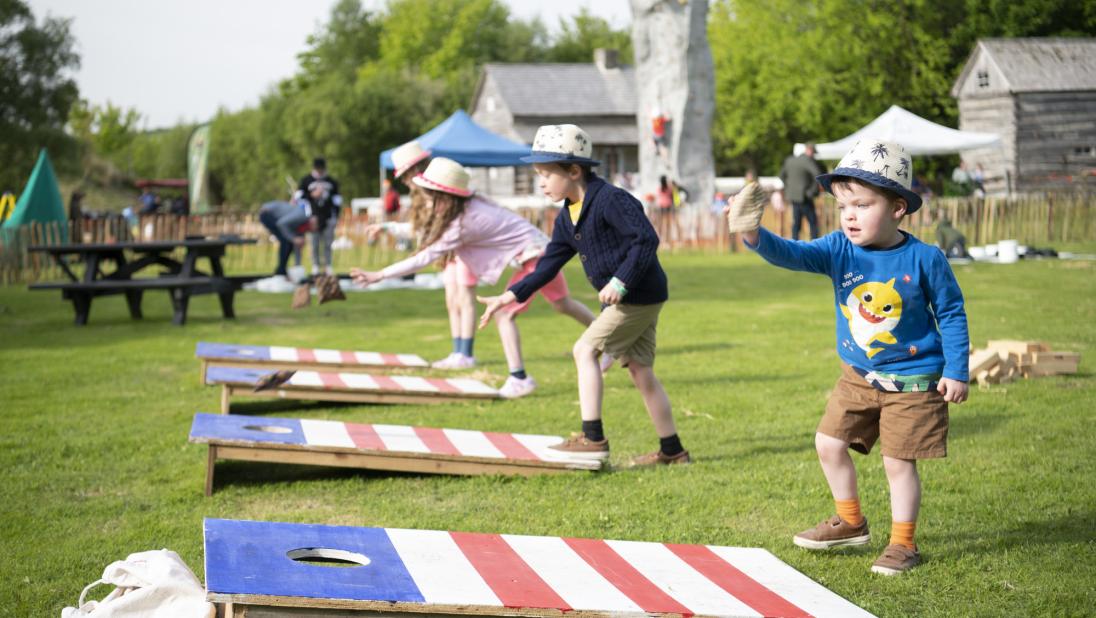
[28,0,632,129]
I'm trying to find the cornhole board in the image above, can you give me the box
[205,366,499,413]
[204,518,877,618]
[196,342,430,379]
[189,413,603,495]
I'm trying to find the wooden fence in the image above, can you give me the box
[2,193,1093,285]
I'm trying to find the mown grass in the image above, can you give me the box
[1,248,1094,617]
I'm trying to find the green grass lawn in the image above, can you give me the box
[1,249,1094,617]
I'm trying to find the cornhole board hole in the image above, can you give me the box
[205,366,499,413]
[189,413,604,495]
[204,518,876,618]
[196,342,430,379]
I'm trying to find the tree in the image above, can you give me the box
[0,0,80,191]
[546,8,633,64]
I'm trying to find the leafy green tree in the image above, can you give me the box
[0,0,80,191]
[546,8,633,64]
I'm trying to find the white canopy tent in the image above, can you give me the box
[806,105,1001,160]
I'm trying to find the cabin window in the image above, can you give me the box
[977,70,989,88]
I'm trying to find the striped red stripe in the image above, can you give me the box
[450,532,570,610]
[413,427,461,455]
[316,372,347,389]
[344,422,385,450]
[371,375,403,391]
[339,350,358,364]
[563,538,693,615]
[380,353,402,366]
[425,378,461,394]
[483,432,539,461]
[666,543,813,618]
[296,348,316,362]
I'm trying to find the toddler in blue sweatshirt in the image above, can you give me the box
[733,138,969,575]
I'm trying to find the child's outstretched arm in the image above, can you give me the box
[351,220,462,288]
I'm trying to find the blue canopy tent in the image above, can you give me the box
[379,110,530,185]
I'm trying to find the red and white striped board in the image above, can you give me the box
[190,413,603,494]
[205,366,499,413]
[196,341,430,378]
[206,518,877,618]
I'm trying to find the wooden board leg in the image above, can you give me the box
[171,289,190,325]
[72,292,91,326]
[200,360,208,385]
[124,289,144,319]
[221,385,231,414]
[206,446,216,497]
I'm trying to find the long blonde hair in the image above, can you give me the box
[419,189,470,249]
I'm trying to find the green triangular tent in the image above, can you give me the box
[2,149,67,240]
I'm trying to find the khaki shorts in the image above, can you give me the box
[578,302,663,367]
[819,363,949,459]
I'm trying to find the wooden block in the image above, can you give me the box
[1030,351,1080,376]
[969,349,1000,376]
[975,370,991,385]
[205,366,499,413]
[196,342,431,375]
[985,340,1051,356]
[204,518,878,618]
[190,413,603,494]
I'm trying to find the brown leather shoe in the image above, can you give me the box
[793,515,871,550]
[628,449,691,468]
[548,433,609,459]
[253,370,296,392]
[871,543,921,575]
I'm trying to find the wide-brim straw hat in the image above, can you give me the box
[817,137,922,213]
[412,157,473,197]
[520,124,600,166]
[392,140,432,178]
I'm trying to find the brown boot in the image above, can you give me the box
[628,449,691,468]
[253,370,296,392]
[871,543,921,575]
[548,433,609,460]
[793,515,871,550]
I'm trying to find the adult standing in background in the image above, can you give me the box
[296,157,341,275]
[779,142,823,240]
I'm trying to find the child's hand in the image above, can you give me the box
[477,291,516,329]
[364,224,384,241]
[349,268,382,288]
[937,377,968,403]
[598,282,623,305]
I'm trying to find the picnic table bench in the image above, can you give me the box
[27,237,262,325]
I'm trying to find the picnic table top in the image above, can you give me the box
[27,237,257,254]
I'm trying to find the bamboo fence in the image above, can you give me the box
[2,193,1093,286]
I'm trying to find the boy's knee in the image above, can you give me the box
[573,339,598,360]
[815,432,849,460]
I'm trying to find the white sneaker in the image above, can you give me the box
[499,375,537,399]
[432,354,476,370]
[599,353,615,374]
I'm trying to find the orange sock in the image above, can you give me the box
[834,498,864,526]
[890,521,917,549]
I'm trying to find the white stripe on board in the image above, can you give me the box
[397,354,428,367]
[354,351,384,365]
[300,419,356,448]
[288,371,323,387]
[706,546,876,618]
[445,378,498,395]
[502,534,643,613]
[339,373,379,390]
[385,528,502,607]
[313,348,342,363]
[390,376,437,393]
[605,540,762,617]
[373,424,430,453]
[441,429,505,459]
[510,434,589,464]
[269,346,297,362]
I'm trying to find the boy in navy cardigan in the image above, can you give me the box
[479,124,689,466]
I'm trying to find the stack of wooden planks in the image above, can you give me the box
[969,340,1080,385]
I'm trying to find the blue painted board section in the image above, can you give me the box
[197,342,272,361]
[190,413,306,445]
[205,365,270,385]
[205,518,425,603]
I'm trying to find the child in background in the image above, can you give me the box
[352,157,598,398]
[479,125,688,466]
[728,138,969,575]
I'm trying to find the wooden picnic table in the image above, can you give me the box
[27,237,262,325]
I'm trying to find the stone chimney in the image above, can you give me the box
[594,48,620,71]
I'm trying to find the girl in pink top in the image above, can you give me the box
[352,158,598,399]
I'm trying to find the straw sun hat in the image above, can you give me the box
[520,124,600,166]
[391,140,431,178]
[412,157,473,197]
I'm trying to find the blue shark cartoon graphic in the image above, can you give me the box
[841,278,903,358]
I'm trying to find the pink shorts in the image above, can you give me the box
[502,257,570,315]
[442,257,477,288]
